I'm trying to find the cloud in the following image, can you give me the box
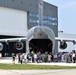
[59,1,76,9]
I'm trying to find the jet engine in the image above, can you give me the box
[59,41,67,49]
[15,41,24,50]
[0,43,3,51]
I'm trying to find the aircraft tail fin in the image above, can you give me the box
[38,0,43,26]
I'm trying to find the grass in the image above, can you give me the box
[0,64,76,70]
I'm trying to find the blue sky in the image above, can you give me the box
[44,0,76,34]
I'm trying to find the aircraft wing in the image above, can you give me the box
[0,37,26,51]
[55,37,76,43]
[55,37,76,49]
[0,37,26,42]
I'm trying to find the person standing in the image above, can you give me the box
[20,53,23,64]
[72,51,76,63]
[12,53,15,64]
[34,53,37,63]
[48,53,51,62]
[31,51,34,62]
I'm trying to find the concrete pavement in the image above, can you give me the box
[0,58,76,75]
[1,58,76,66]
[0,69,76,75]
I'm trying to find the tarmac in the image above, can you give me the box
[1,58,76,66]
[0,69,76,75]
[0,58,76,75]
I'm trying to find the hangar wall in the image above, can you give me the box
[0,7,28,36]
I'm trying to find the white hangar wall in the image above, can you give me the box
[58,31,76,52]
[0,7,28,36]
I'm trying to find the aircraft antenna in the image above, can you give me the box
[38,0,43,26]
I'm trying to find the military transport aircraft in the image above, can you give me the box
[0,0,75,54]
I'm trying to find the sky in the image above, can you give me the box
[44,0,76,34]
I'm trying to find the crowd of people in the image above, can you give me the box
[11,50,76,64]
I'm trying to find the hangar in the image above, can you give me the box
[0,0,58,56]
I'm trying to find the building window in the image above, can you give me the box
[52,17,57,21]
[29,13,57,25]
[53,23,57,25]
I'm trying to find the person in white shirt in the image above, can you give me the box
[0,53,2,59]
[72,51,76,63]
[34,53,37,63]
